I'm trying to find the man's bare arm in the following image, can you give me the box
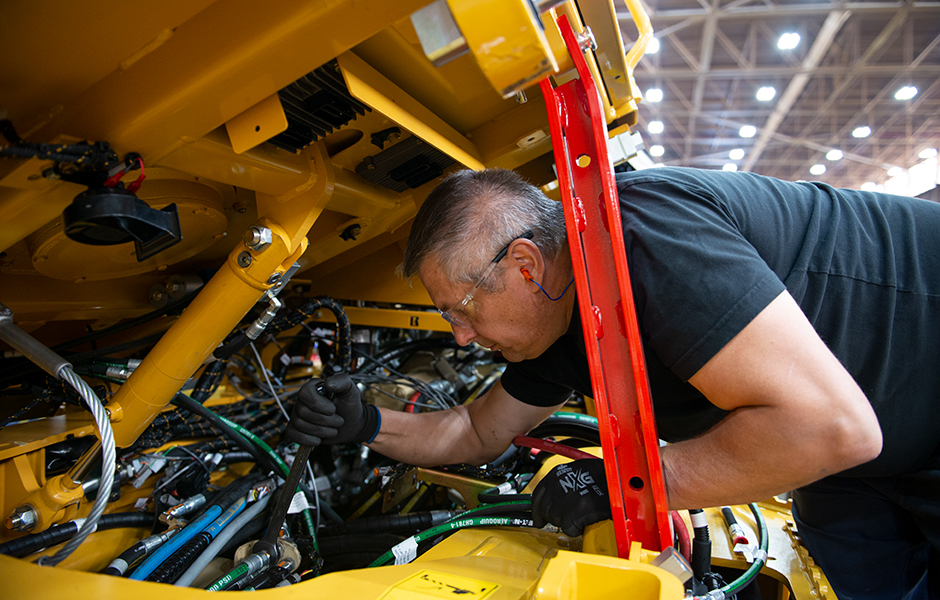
[367,379,564,466]
[662,291,883,509]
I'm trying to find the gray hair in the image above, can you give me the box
[400,169,567,289]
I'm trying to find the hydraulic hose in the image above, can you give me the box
[146,496,248,583]
[320,510,456,538]
[696,503,769,600]
[174,493,272,587]
[513,435,597,461]
[0,512,154,559]
[689,508,711,583]
[102,527,180,577]
[171,392,283,478]
[369,513,535,567]
[129,506,223,580]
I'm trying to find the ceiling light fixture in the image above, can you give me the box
[894,86,918,101]
[826,149,843,161]
[646,88,663,102]
[887,166,904,178]
[646,37,661,54]
[650,144,665,157]
[810,164,826,175]
[861,182,878,192]
[919,148,938,159]
[729,148,745,160]
[778,32,800,50]
[722,163,738,172]
[852,126,871,138]
[739,125,757,138]
[756,86,776,101]
[648,120,664,134]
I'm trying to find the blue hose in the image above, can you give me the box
[129,506,222,580]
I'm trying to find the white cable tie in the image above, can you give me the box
[391,537,419,565]
[287,490,310,514]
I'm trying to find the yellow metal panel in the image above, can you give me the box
[337,52,485,171]
[447,0,558,98]
[226,93,290,154]
[536,550,684,600]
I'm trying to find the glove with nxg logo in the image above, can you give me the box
[532,458,612,536]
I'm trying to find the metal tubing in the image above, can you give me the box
[0,303,71,378]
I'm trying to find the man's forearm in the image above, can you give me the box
[366,405,501,467]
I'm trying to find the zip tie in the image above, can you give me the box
[753,549,768,563]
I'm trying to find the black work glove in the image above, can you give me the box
[532,458,612,537]
[285,374,380,446]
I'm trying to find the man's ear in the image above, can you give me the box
[508,239,544,284]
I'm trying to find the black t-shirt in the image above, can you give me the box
[501,167,940,477]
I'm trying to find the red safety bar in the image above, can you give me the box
[539,15,671,555]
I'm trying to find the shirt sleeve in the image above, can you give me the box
[618,171,786,381]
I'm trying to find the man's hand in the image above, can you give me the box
[285,374,380,446]
[532,458,612,536]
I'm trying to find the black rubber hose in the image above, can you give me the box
[318,533,406,556]
[0,512,154,558]
[320,511,444,537]
[146,473,266,584]
[191,359,228,403]
[213,297,352,371]
[171,392,281,477]
[526,421,601,446]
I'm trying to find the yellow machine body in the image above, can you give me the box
[0,1,834,598]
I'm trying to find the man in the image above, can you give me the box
[288,166,940,598]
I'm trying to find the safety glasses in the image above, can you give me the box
[439,230,533,329]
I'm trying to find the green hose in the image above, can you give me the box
[206,561,251,591]
[216,413,319,555]
[370,501,534,568]
[698,503,769,600]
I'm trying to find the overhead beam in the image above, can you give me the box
[744,10,850,171]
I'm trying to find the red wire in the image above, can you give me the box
[126,158,146,192]
[671,510,692,562]
[513,435,596,461]
[405,391,420,414]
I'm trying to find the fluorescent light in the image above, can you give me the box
[919,148,938,159]
[826,149,843,161]
[722,163,738,172]
[778,32,800,50]
[756,86,776,101]
[861,182,878,191]
[852,126,871,138]
[887,166,904,177]
[895,86,918,101]
[729,148,744,160]
[646,37,660,54]
[648,120,664,134]
[650,144,665,157]
[646,88,663,102]
[739,125,757,138]
[810,164,826,175]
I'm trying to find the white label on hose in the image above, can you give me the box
[496,482,514,494]
[280,353,291,366]
[287,490,310,514]
[392,537,419,565]
[690,511,709,529]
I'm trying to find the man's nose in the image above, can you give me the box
[451,323,476,346]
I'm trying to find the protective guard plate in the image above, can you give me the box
[540,15,670,555]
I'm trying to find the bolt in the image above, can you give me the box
[267,273,282,284]
[237,252,252,268]
[7,505,37,532]
[150,287,165,303]
[243,226,273,251]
